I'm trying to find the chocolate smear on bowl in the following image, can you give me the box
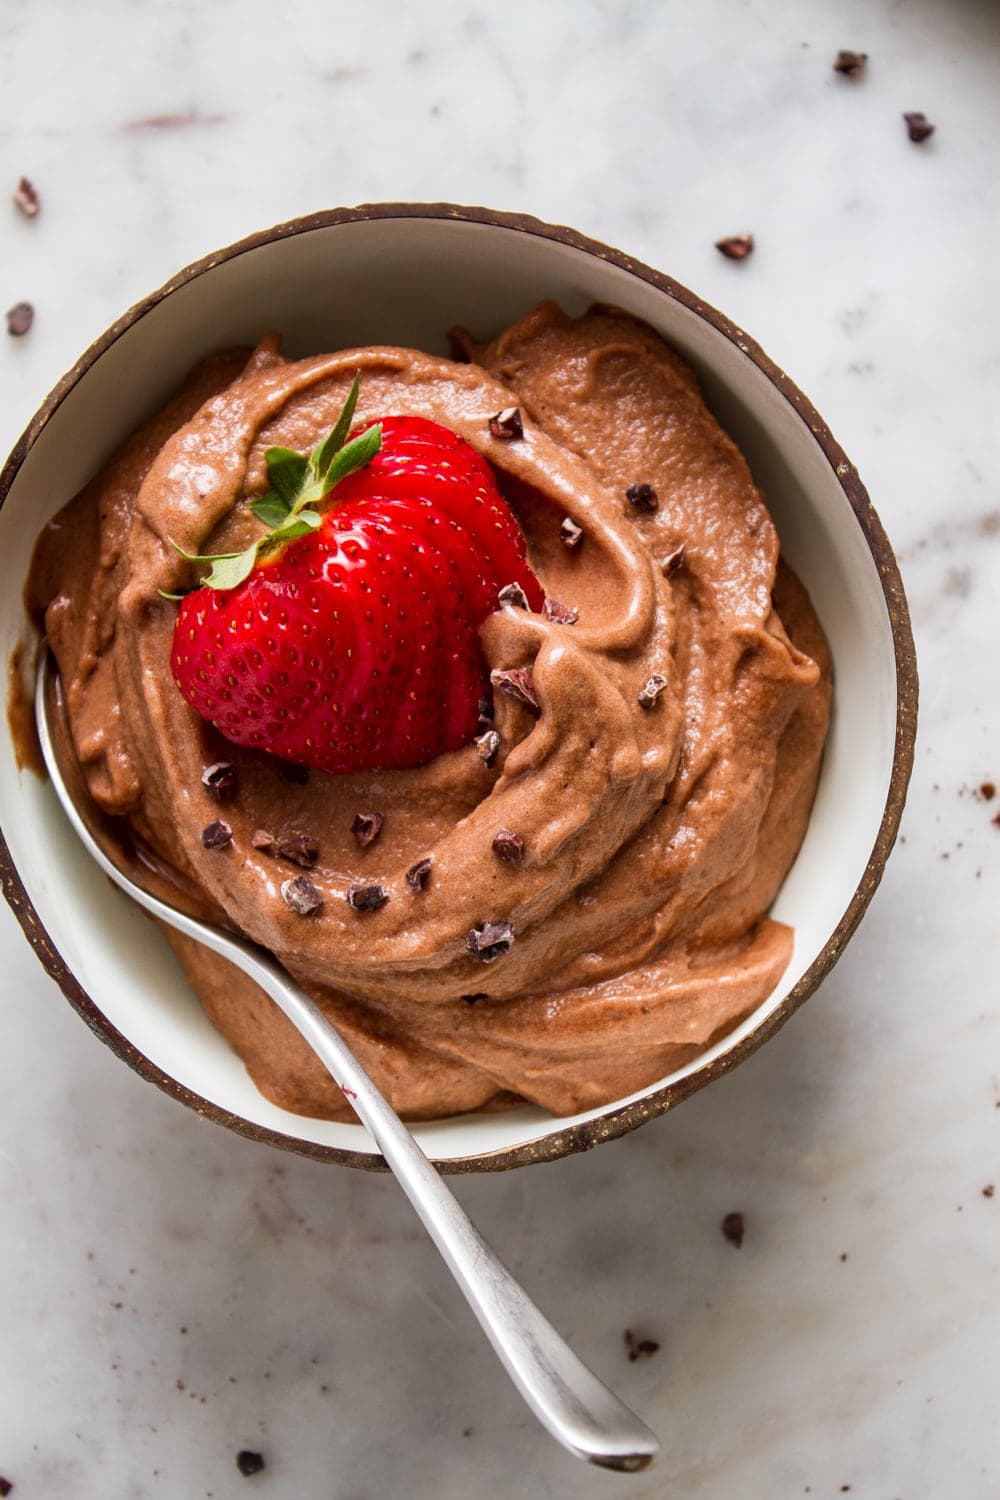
[559,516,583,549]
[543,597,578,624]
[351,810,384,849]
[281,875,323,916]
[626,482,659,514]
[903,111,935,143]
[662,544,686,578]
[498,581,530,609]
[637,674,668,709]
[201,760,238,802]
[201,819,232,850]
[491,666,539,713]
[235,1450,265,1477]
[13,175,40,216]
[406,857,432,892]
[475,728,501,766]
[715,234,754,261]
[488,406,524,441]
[492,828,525,864]
[721,1211,745,1248]
[251,829,275,853]
[6,301,33,337]
[467,920,515,962]
[276,833,319,868]
[624,1328,660,1362]
[347,881,389,913]
[833,49,867,77]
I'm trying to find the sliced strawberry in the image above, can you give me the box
[170,406,542,776]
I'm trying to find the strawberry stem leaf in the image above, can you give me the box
[325,423,382,488]
[249,492,293,527]
[313,371,361,477]
[265,447,310,504]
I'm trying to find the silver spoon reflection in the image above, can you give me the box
[35,649,658,1473]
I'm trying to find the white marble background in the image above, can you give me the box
[2,1,998,1496]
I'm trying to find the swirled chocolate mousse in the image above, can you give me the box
[26,301,831,1121]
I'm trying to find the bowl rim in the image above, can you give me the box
[0,202,918,1173]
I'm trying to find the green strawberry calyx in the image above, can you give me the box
[165,374,381,595]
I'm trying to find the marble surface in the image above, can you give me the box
[2,1,998,1496]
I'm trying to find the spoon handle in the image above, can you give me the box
[220,941,658,1472]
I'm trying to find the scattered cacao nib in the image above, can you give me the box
[624,1329,660,1362]
[466,920,515,962]
[663,544,686,578]
[715,234,755,261]
[492,828,525,864]
[721,1211,745,1248]
[276,833,319,868]
[236,1450,265,1477]
[498,581,530,609]
[833,49,867,77]
[277,758,309,784]
[351,811,384,849]
[406,857,432,892]
[281,875,323,916]
[475,728,501,766]
[491,666,539,713]
[559,516,584,549]
[347,881,389,913]
[13,175,40,216]
[637,673,668,709]
[983,1184,995,1199]
[903,111,935,143]
[543,597,579,624]
[626,482,659,514]
[0,1477,11,1497]
[201,760,238,802]
[6,301,33,337]
[251,829,275,852]
[488,406,524,441]
[201,819,233,850]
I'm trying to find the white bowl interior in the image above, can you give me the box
[0,216,897,1163]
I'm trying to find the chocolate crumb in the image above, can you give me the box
[276,833,319,868]
[715,234,754,261]
[13,175,40,216]
[0,1477,12,1497]
[993,811,1000,830]
[983,1184,995,1198]
[488,406,524,441]
[903,111,935,143]
[663,544,686,578]
[626,482,659,514]
[623,1328,660,1362]
[201,819,233,850]
[840,1252,849,1262]
[406,857,432,891]
[277,758,309,784]
[475,728,501,766]
[351,811,384,849]
[236,1450,265,1477]
[721,1211,745,1248]
[492,828,525,864]
[466,920,515,962]
[251,829,275,852]
[979,782,995,801]
[347,881,389,913]
[833,49,867,77]
[6,301,33,337]
[498,581,529,610]
[638,673,668,709]
[201,760,238,802]
[281,875,323,916]
[559,516,584,549]
[543,597,579,625]
[491,666,539,712]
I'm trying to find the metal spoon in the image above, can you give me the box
[35,650,658,1473]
